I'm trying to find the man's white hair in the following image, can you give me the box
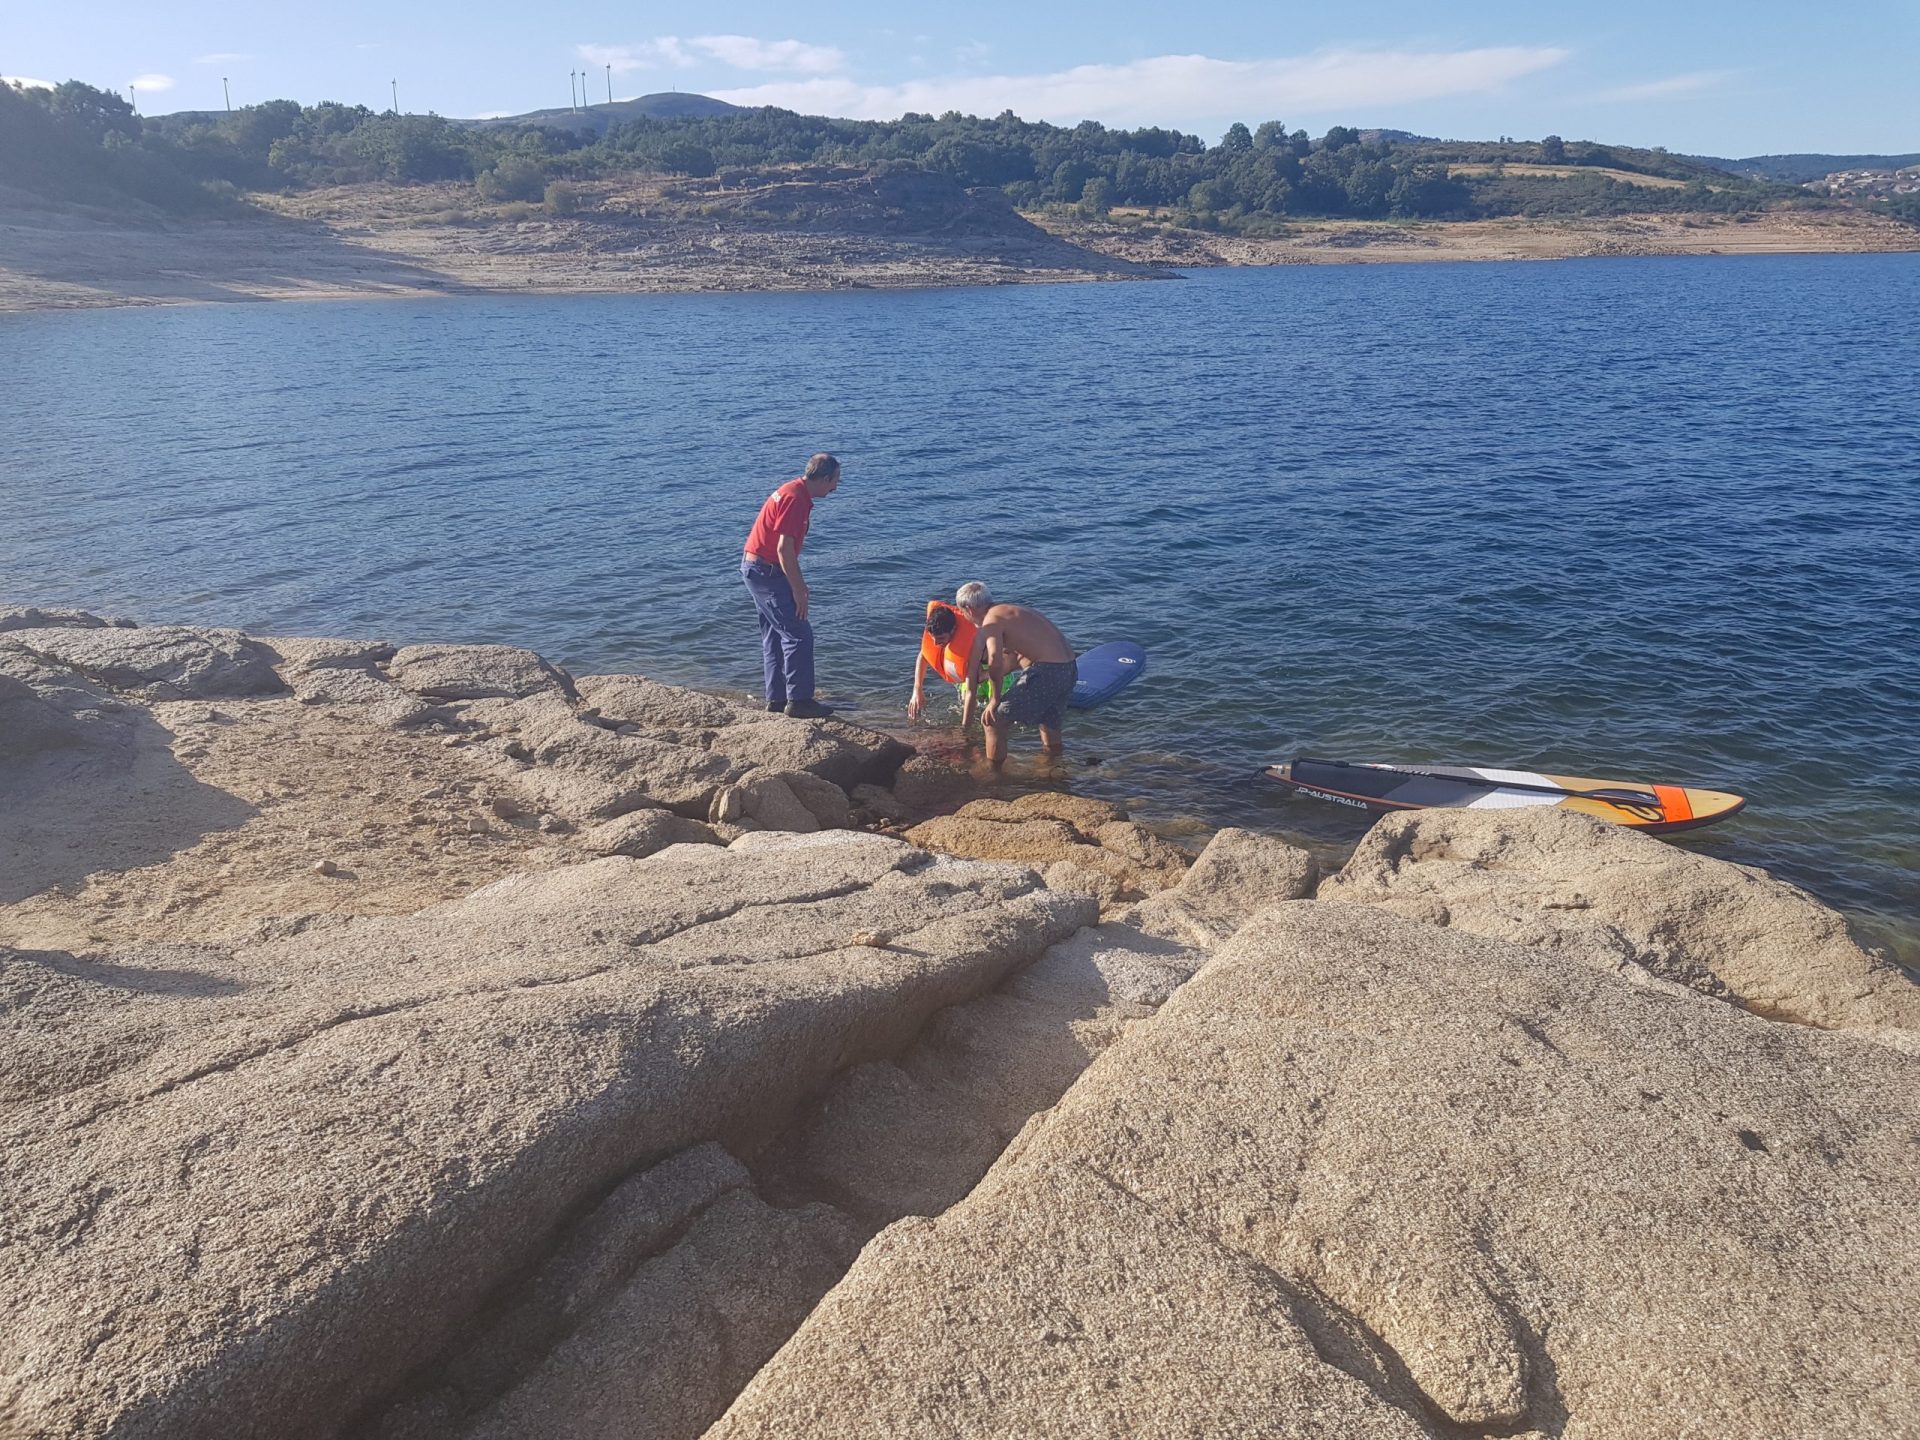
[955,581,991,611]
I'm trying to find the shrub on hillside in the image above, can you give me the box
[476,155,545,202]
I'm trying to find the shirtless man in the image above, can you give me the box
[955,580,1078,766]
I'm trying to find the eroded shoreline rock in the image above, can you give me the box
[1320,805,1920,1034]
[714,903,1920,1438]
[4,606,1915,1440]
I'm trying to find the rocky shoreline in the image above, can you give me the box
[3,606,1916,1438]
[4,181,1916,313]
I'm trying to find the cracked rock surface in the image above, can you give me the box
[1320,805,1920,1035]
[713,902,1920,1438]
[0,833,1090,1440]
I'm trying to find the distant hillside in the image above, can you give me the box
[140,92,742,138]
[460,93,741,137]
[1692,152,1920,183]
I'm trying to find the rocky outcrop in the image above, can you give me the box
[11,605,1913,1440]
[0,833,1092,1440]
[1125,825,1320,945]
[714,902,1920,1438]
[906,792,1192,900]
[1319,806,1919,1032]
[0,624,287,699]
[263,637,436,728]
[0,605,135,633]
[387,642,576,702]
[757,827,1312,1231]
[575,809,723,858]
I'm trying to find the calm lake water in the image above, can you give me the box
[3,256,1917,964]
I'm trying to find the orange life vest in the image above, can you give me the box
[919,601,976,685]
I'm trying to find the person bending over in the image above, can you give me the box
[955,580,1077,766]
[741,452,839,719]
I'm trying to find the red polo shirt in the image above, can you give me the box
[744,479,813,564]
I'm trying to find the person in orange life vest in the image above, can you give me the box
[906,600,978,720]
[741,452,840,720]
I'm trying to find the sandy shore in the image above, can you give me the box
[3,181,1913,314]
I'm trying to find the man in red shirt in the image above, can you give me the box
[741,452,840,718]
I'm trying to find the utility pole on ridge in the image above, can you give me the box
[222,77,231,112]
[391,79,398,114]
[606,65,612,105]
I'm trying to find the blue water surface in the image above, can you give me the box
[3,255,1917,961]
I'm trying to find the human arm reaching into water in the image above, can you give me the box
[908,652,934,720]
[960,623,988,731]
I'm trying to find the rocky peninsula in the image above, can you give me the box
[2,606,1916,1438]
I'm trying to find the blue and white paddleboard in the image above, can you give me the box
[1069,641,1147,710]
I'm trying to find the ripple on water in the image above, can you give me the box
[1,257,1917,965]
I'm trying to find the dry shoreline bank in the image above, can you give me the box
[3,606,1917,1438]
[3,183,1914,313]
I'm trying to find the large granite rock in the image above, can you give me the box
[261,637,435,727]
[715,903,1920,1437]
[906,792,1191,900]
[470,697,748,820]
[0,624,287,699]
[575,673,744,729]
[0,606,134,634]
[387,642,575,702]
[705,714,912,792]
[0,672,121,765]
[0,833,1092,1440]
[761,829,1311,1234]
[459,1188,861,1440]
[1320,806,1919,1032]
[1126,826,1320,946]
[574,809,723,859]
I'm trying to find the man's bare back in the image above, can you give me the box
[975,603,1073,670]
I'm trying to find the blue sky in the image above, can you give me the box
[6,1,1916,156]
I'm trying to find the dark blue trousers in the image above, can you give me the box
[741,558,814,706]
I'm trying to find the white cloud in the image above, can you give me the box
[195,52,251,65]
[708,45,1569,127]
[1592,70,1734,103]
[580,35,844,76]
[582,39,693,73]
[3,75,55,90]
[695,36,844,73]
[955,41,992,65]
[128,73,176,93]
